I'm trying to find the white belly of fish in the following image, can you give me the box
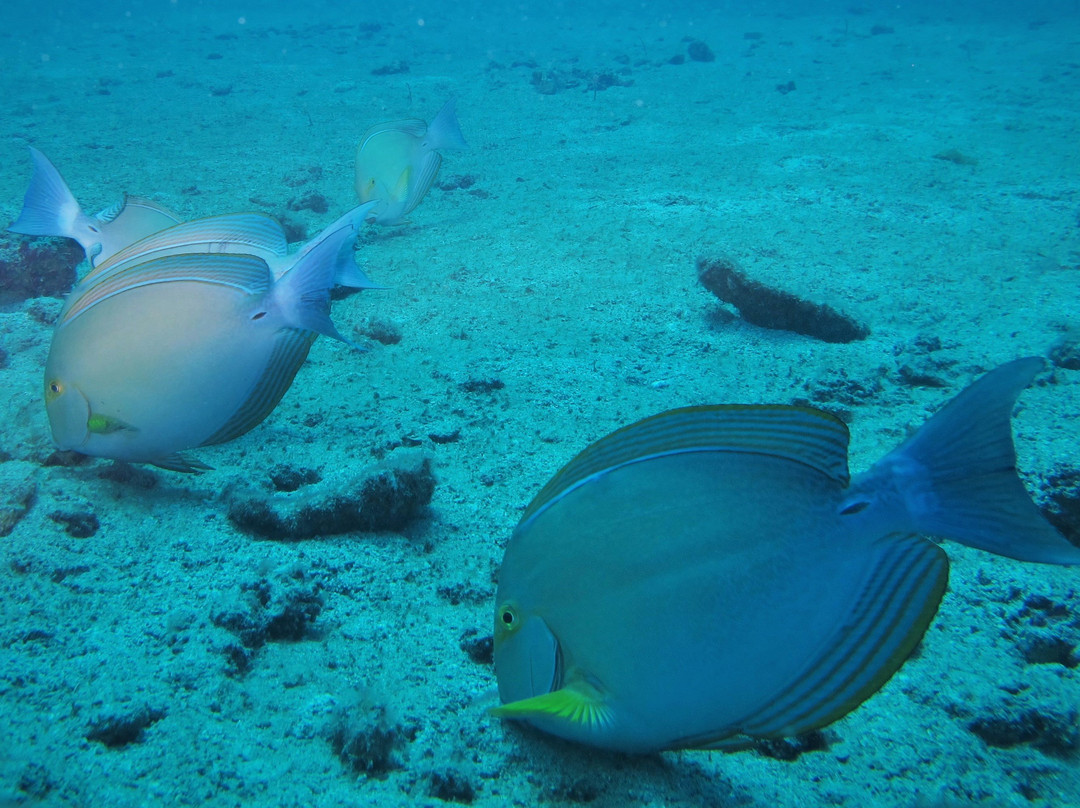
[45,279,278,463]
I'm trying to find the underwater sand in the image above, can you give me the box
[1,1,1078,806]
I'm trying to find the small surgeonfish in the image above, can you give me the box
[493,358,1080,753]
[43,203,378,473]
[354,99,468,225]
[8,147,182,267]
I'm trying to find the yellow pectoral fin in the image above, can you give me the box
[491,680,613,730]
[393,166,411,201]
[87,413,137,435]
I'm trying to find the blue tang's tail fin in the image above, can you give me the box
[870,357,1080,565]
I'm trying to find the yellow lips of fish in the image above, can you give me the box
[354,99,468,225]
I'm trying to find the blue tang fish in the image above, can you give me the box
[493,358,1080,752]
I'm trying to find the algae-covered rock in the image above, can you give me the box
[227,448,435,539]
[697,254,869,343]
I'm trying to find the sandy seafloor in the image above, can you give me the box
[1,0,1079,806]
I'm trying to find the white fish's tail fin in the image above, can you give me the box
[427,98,469,152]
[290,201,380,290]
[865,357,1080,565]
[275,203,378,344]
[8,147,96,251]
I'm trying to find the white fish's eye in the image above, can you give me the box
[46,380,64,400]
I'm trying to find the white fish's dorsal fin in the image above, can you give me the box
[85,211,288,282]
[122,196,183,224]
[729,532,947,741]
[361,118,429,144]
[60,252,273,328]
[88,194,187,268]
[95,198,125,224]
[95,196,182,226]
[521,405,851,525]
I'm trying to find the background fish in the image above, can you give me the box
[43,205,377,472]
[492,358,1080,753]
[8,147,182,267]
[354,98,468,225]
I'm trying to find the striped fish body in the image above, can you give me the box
[77,211,289,290]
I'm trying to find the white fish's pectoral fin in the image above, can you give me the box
[153,453,213,474]
[87,413,138,435]
[491,676,614,732]
[734,533,948,741]
[393,166,412,202]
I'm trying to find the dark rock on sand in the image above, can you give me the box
[228,448,435,539]
[697,255,869,343]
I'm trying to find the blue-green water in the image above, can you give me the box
[1,1,1078,806]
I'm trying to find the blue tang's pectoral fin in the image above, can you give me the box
[491,676,614,732]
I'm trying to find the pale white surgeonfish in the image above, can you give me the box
[8,147,182,267]
[43,202,378,473]
[493,358,1080,753]
[355,98,468,225]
